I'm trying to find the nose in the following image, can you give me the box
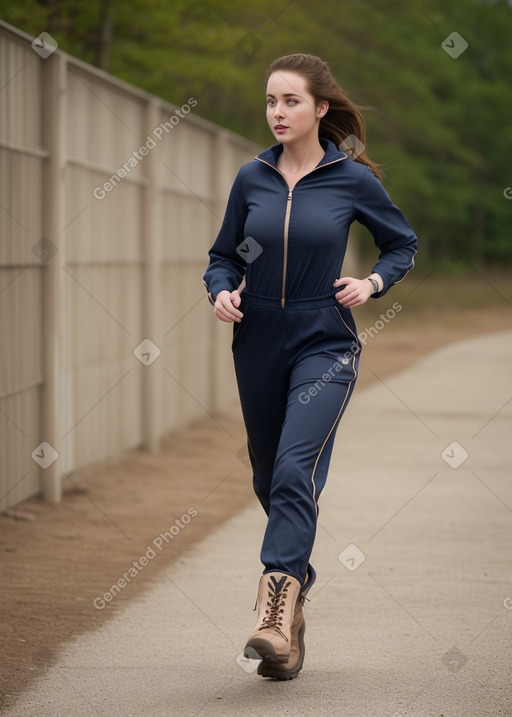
[273,102,284,120]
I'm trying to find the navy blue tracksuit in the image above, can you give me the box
[202,138,417,589]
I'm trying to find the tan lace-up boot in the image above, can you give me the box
[244,572,301,664]
[257,592,306,679]
[257,566,314,680]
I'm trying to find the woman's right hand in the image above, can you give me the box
[213,290,243,323]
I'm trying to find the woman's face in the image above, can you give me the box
[266,70,327,146]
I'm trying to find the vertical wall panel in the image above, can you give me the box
[0,27,45,510]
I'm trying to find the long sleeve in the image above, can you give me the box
[352,167,418,297]
[202,168,248,304]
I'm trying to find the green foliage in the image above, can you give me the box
[2,0,511,268]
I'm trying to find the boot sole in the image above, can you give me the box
[257,622,306,680]
[244,637,289,664]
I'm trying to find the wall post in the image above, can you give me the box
[40,51,67,502]
[141,99,163,451]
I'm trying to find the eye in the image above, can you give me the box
[266,98,276,107]
[287,99,298,106]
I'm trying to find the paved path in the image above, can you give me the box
[6,331,512,717]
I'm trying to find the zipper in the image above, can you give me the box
[281,190,293,308]
[255,155,347,308]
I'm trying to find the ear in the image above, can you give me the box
[317,100,329,118]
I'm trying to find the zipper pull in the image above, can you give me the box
[288,190,292,200]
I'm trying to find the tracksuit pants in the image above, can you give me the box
[232,291,361,589]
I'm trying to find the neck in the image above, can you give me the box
[278,136,325,170]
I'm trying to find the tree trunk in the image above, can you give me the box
[94,0,114,70]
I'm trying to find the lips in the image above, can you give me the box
[274,125,288,133]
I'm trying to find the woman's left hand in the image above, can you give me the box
[333,276,374,308]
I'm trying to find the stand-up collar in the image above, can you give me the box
[256,137,347,168]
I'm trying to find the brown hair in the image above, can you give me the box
[265,53,382,181]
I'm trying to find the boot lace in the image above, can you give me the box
[258,576,291,641]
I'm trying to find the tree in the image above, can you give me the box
[2,0,511,266]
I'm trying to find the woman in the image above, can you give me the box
[202,53,417,680]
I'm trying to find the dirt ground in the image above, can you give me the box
[1,284,511,709]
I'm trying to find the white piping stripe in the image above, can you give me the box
[309,308,361,512]
[389,253,416,288]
